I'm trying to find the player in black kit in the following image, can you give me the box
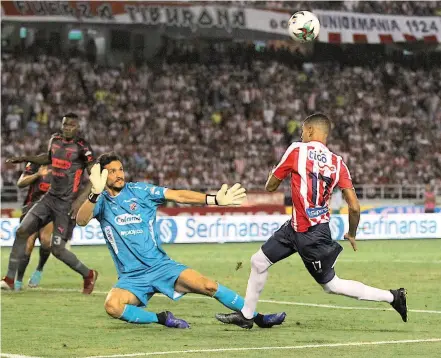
[1,162,53,290]
[3,113,98,294]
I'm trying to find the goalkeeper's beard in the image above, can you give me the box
[108,180,125,192]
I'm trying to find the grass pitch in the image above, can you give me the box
[2,240,441,357]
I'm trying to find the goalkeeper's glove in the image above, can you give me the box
[206,183,247,206]
[88,164,108,203]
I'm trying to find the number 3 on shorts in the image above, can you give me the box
[53,236,62,245]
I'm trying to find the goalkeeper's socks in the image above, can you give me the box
[119,304,159,324]
[214,284,256,317]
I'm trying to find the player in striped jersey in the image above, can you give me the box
[216,113,407,328]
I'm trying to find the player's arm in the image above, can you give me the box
[266,144,299,192]
[6,153,51,165]
[164,184,246,206]
[71,145,95,218]
[17,165,51,188]
[339,160,359,251]
[76,164,108,226]
[265,167,283,192]
[76,200,96,226]
[343,188,360,236]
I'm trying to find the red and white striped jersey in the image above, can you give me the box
[272,141,353,232]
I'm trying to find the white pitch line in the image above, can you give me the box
[82,338,441,358]
[32,288,441,314]
[338,259,441,264]
[1,354,42,358]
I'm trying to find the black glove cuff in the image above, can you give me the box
[205,194,218,206]
[88,192,100,203]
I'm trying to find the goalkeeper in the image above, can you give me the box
[76,152,286,329]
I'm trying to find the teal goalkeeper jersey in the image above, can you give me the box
[93,182,169,276]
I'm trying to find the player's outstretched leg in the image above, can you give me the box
[213,249,277,329]
[28,223,53,288]
[104,288,189,328]
[50,217,98,294]
[15,232,41,290]
[1,213,41,291]
[1,244,20,290]
[321,275,408,322]
[174,267,285,329]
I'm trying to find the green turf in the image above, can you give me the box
[2,240,441,358]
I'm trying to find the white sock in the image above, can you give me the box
[241,249,272,319]
[322,275,394,303]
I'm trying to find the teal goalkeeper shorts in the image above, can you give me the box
[114,259,188,307]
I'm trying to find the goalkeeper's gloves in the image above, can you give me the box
[206,183,247,206]
[88,164,108,203]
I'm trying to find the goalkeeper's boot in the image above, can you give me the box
[158,311,190,329]
[254,312,287,328]
[215,311,254,329]
[0,276,14,290]
[390,288,407,322]
[28,270,43,288]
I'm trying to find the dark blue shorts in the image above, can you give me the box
[262,221,342,284]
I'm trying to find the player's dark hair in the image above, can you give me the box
[303,113,331,134]
[63,112,79,120]
[97,152,122,171]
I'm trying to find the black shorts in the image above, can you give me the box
[20,203,37,222]
[25,193,75,242]
[261,221,343,284]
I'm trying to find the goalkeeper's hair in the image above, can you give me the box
[97,152,123,171]
[303,113,331,134]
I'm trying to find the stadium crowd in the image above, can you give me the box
[2,45,441,193]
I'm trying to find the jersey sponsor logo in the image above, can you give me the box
[307,149,336,172]
[306,206,329,218]
[121,229,143,236]
[130,202,137,211]
[52,158,72,169]
[38,182,51,192]
[104,226,118,254]
[114,213,142,225]
[157,218,178,243]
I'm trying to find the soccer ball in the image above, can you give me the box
[288,11,320,43]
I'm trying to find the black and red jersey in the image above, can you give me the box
[48,133,95,201]
[22,162,52,209]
